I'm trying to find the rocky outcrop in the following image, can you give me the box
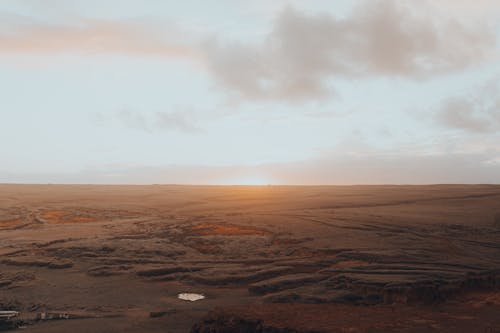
[261,269,500,305]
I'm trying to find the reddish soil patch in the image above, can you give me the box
[39,209,140,224]
[0,218,23,228]
[40,210,103,224]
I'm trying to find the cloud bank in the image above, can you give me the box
[1,1,497,103]
[205,1,496,101]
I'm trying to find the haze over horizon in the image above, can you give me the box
[1,0,500,185]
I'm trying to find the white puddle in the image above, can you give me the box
[177,293,205,302]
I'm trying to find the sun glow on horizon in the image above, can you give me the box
[218,176,272,186]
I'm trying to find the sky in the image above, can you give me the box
[1,0,500,185]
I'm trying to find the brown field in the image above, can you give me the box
[1,184,500,332]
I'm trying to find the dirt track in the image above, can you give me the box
[1,185,500,332]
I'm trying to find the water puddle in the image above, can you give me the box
[177,293,205,302]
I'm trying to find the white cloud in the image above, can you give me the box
[204,1,497,102]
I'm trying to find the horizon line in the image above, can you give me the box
[1,183,499,187]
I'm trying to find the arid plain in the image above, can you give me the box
[1,184,500,332]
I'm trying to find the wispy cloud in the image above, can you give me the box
[438,78,500,133]
[0,15,198,59]
[116,109,203,133]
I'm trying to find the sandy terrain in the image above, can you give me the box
[1,184,500,332]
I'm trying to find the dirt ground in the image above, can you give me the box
[1,184,500,332]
